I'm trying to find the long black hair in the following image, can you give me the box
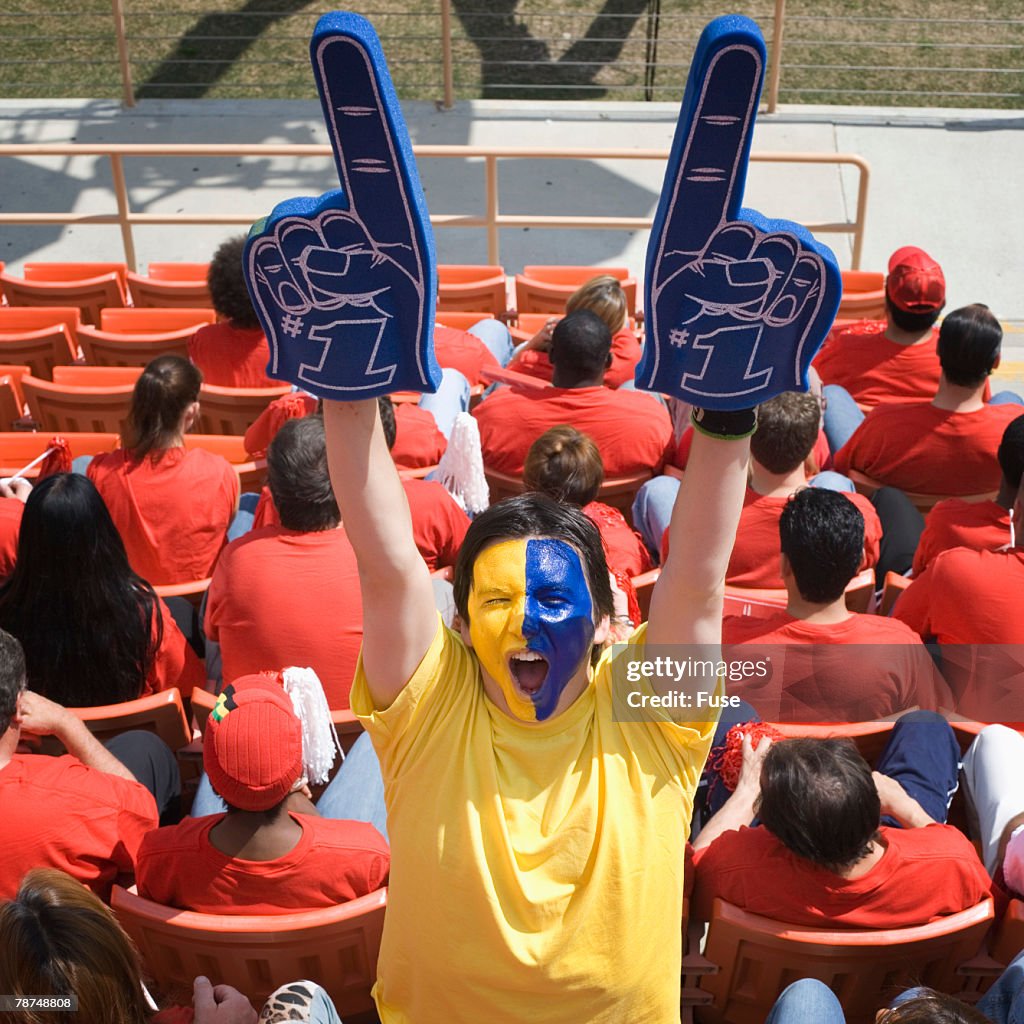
[0,474,162,707]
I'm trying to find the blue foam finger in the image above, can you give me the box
[638,14,841,410]
[243,11,441,400]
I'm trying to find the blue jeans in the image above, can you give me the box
[765,980,846,1024]
[226,491,260,542]
[979,949,1024,1024]
[191,731,389,842]
[467,317,515,367]
[418,366,470,440]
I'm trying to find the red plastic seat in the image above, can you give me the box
[197,383,293,436]
[434,310,495,332]
[991,899,1024,966]
[0,431,120,477]
[437,264,508,316]
[695,897,995,1024]
[516,265,637,317]
[850,469,997,515]
[2,265,127,325]
[100,307,215,333]
[51,365,142,387]
[22,374,135,433]
[127,270,213,309]
[0,306,81,378]
[111,884,386,1018]
[77,326,193,367]
[182,433,266,492]
[838,269,886,322]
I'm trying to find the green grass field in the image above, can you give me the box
[2,1,1022,108]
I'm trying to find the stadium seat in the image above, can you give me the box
[0,370,28,431]
[694,897,995,1024]
[100,307,215,333]
[1,265,127,325]
[849,469,998,514]
[0,306,81,378]
[0,431,119,477]
[881,570,912,616]
[991,899,1024,967]
[477,364,549,391]
[77,326,193,367]
[22,374,134,433]
[154,577,212,608]
[437,265,508,316]
[190,687,363,756]
[183,433,266,492]
[837,270,886,322]
[127,264,213,308]
[771,721,896,766]
[198,383,292,436]
[51,365,142,387]
[435,310,496,332]
[111,884,386,1019]
[32,688,192,755]
[515,265,637,317]
[23,261,128,289]
[485,466,651,520]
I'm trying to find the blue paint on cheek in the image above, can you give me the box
[524,539,594,720]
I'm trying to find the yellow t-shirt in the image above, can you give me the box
[351,618,717,1024]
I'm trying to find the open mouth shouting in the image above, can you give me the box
[508,650,550,699]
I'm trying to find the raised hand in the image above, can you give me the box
[243,12,441,399]
[637,15,841,410]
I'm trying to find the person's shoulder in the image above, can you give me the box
[87,447,126,474]
[182,445,235,475]
[300,815,390,855]
[217,523,289,561]
[842,611,922,643]
[138,816,215,859]
[836,319,887,342]
[10,753,143,806]
[722,611,793,644]
[888,822,979,857]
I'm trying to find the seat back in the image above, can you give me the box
[0,306,81,334]
[437,264,507,315]
[77,326,193,367]
[0,375,25,431]
[146,262,210,282]
[991,899,1024,966]
[696,898,995,1024]
[127,271,213,309]
[0,431,120,477]
[22,375,134,434]
[0,307,81,378]
[881,570,912,616]
[2,269,127,325]
[770,721,896,765]
[183,434,266,491]
[100,307,215,333]
[849,469,997,514]
[34,688,191,754]
[198,383,292,436]
[435,311,495,332]
[111,885,386,1016]
[838,270,886,321]
[23,261,128,289]
[52,365,142,387]
[516,266,637,316]
[154,578,212,608]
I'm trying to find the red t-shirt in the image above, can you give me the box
[692,824,992,929]
[813,321,940,409]
[205,525,363,709]
[835,402,1021,496]
[188,321,276,388]
[721,611,944,721]
[583,500,651,580]
[392,404,446,470]
[433,325,501,387]
[141,598,206,699]
[403,478,470,571]
[0,499,23,581]
[243,392,318,457]
[88,447,239,585]
[508,327,642,389]
[135,812,389,915]
[671,427,831,474]
[0,753,157,900]
[912,498,1012,575]
[474,384,673,477]
[660,487,881,587]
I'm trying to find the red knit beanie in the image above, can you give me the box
[203,675,303,812]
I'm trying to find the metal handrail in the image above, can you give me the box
[0,141,870,271]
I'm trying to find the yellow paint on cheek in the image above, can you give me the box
[467,539,537,721]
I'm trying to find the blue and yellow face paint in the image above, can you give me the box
[467,538,595,722]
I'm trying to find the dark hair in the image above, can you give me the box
[998,414,1024,490]
[124,355,202,461]
[878,990,990,1024]
[937,304,1002,388]
[779,488,864,603]
[377,396,397,452]
[886,294,942,333]
[453,492,614,627]
[0,869,151,1024]
[267,416,340,533]
[549,310,612,380]
[523,426,604,507]
[0,475,160,707]
[751,392,821,474]
[758,738,880,873]
[208,234,259,328]
[0,628,25,737]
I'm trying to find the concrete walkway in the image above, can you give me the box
[1,98,1021,349]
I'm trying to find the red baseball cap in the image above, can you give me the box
[203,675,303,812]
[886,246,945,314]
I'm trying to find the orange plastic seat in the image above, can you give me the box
[838,269,886,322]
[0,431,119,477]
[434,310,495,332]
[32,688,192,755]
[516,265,637,317]
[694,897,995,1024]
[485,466,651,520]
[0,376,25,431]
[991,899,1024,966]
[100,307,215,333]
[51,365,142,387]
[0,306,81,379]
[770,720,896,765]
[182,433,266,492]
[22,374,134,433]
[197,383,292,436]
[77,326,193,367]
[2,267,127,325]
[880,569,912,615]
[128,266,213,308]
[23,261,128,289]
[477,364,550,391]
[111,884,386,1017]
[437,264,508,316]
[849,469,997,515]
[154,577,212,608]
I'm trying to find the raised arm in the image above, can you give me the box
[324,400,437,709]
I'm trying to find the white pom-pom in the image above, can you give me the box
[281,666,341,784]
[436,411,489,515]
